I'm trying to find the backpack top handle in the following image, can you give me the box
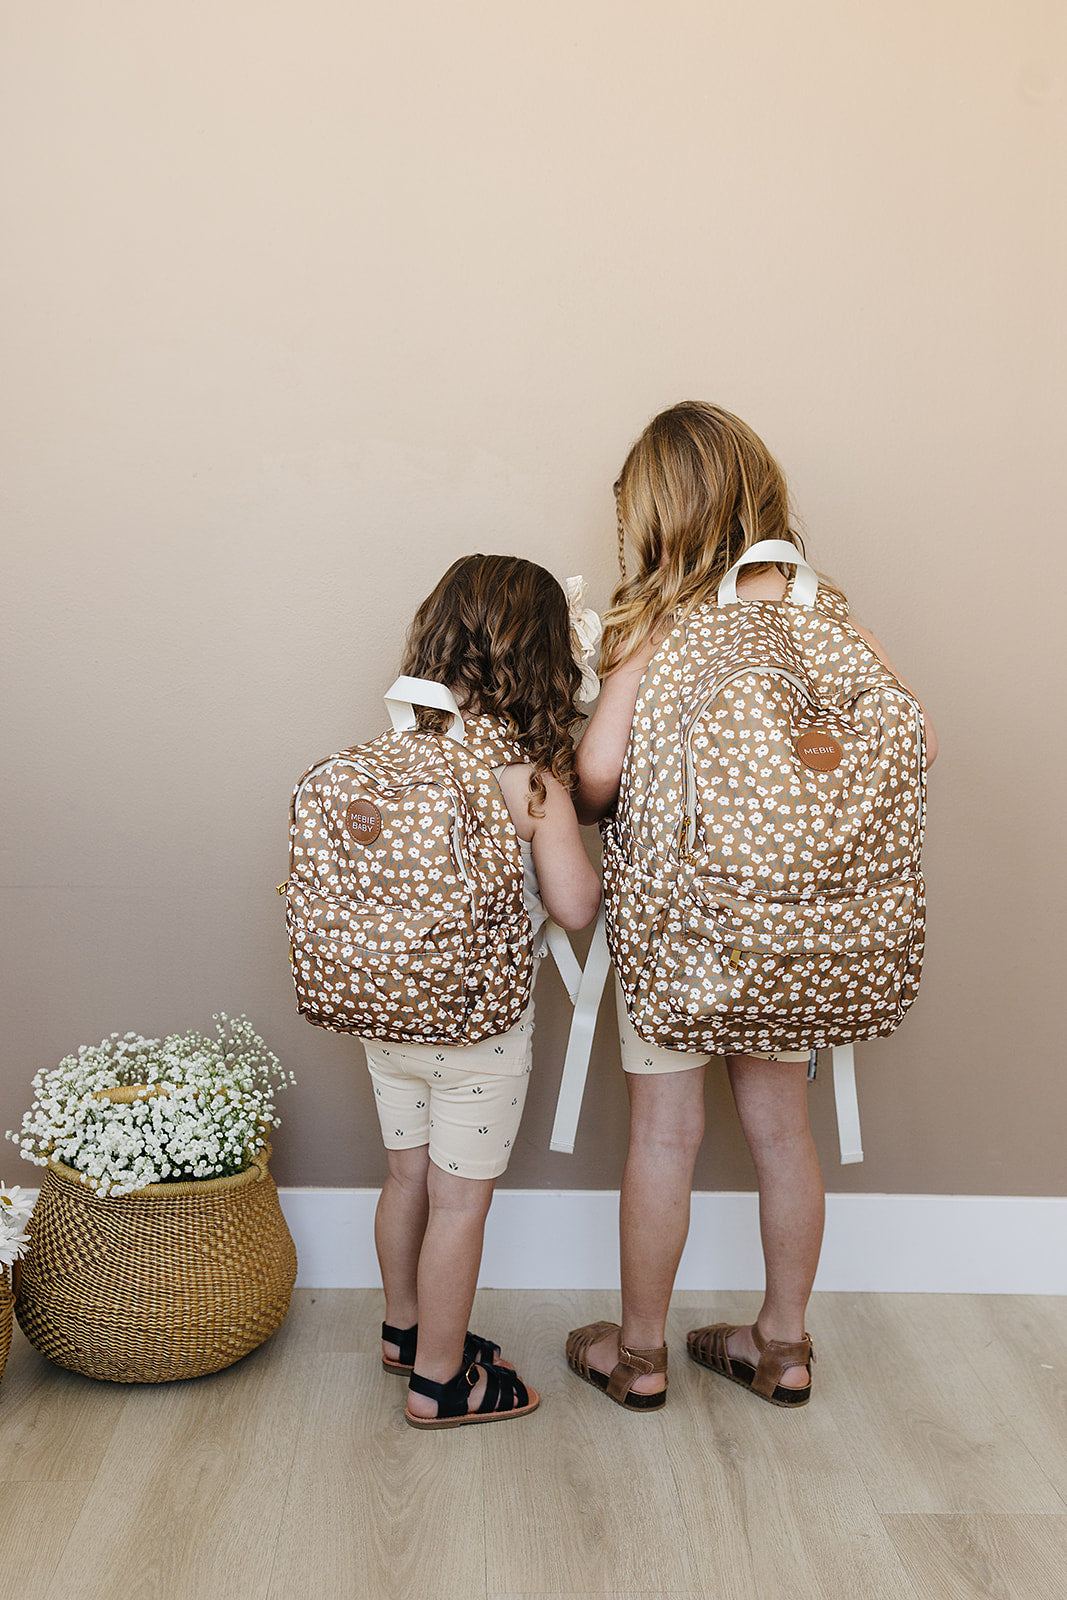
[716,539,819,609]
[384,676,466,744]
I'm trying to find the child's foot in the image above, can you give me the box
[564,1321,668,1409]
[726,1324,809,1390]
[404,1362,540,1428]
[381,1321,514,1374]
[569,1326,666,1396]
[686,1321,814,1406]
[381,1321,418,1373]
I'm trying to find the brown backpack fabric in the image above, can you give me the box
[284,685,533,1045]
[603,542,928,1056]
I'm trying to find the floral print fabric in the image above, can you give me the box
[286,716,533,1045]
[603,587,928,1054]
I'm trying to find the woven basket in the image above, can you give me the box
[0,1265,13,1386]
[15,1140,297,1383]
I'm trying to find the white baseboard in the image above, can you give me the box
[277,1189,1067,1295]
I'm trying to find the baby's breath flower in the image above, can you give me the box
[5,1017,293,1197]
[0,1182,34,1265]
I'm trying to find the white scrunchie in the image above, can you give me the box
[565,576,603,705]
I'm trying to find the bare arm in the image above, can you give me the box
[572,637,660,824]
[495,766,602,930]
[850,622,938,765]
[569,599,936,824]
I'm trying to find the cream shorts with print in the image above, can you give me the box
[614,980,812,1073]
[361,1003,534,1180]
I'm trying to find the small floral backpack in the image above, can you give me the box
[283,679,534,1045]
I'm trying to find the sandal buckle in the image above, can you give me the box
[617,1344,655,1375]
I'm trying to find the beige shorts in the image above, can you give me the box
[361,1003,534,1180]
[615,980,813,1074]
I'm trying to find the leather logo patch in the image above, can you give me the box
[345,799,383,845]
[794,729,844,772]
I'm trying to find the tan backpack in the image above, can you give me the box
[550,541,927,1164]
[605,539,928,1057]
[283,678,535,1045]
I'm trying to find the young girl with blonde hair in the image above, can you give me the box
[565,402,937,1410]
[367,554,601,1427]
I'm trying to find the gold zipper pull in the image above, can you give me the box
[729,945,741,970]
[276,881,288,896]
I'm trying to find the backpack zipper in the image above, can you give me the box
[293,757,475,895]
[680,666,813,851]
[679,670,926,857]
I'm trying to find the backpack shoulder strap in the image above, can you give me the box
[832,1044,863,1163]
[717,539,819,607]
[549,906,612,1154]
[383,680,526,769]
[384,676,465,741]
[548,913,865,1163]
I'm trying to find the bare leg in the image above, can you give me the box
[579,1065,706,1396]
[725,1053,824,1388]
[405,1162,497,1418]
[375,1144,431,1363]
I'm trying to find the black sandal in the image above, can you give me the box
[381,1321,506,1376]
[404,1362,540,1429]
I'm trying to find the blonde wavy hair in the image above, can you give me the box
[401,554,582,808]
[601,401,839,671]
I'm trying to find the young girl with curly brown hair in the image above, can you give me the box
[366,554,600,1428]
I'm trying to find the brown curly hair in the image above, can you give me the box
[400,554,582,809]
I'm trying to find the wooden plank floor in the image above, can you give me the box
[2,1289,1066,1600]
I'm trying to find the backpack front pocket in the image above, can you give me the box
[288,891,473,1039]
[659,875,923,1050]
[288,890,533,1044]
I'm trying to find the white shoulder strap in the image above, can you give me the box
[544,919,583,1004]
[549,905,612,1153]
[383,676,465,743]
[717,539,819,608]
[546,911,865,1163]
[832,1043,864,1163]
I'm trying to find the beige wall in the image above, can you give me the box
[3,1,1063,1197]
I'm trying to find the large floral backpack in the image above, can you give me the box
[283,678,539,1045]
[551,541,929,1163]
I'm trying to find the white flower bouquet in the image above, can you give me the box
[0,1184,33,1270]
[7,1015,295,1198]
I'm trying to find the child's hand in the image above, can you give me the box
[850,622,938,765]
[496,766,601,930]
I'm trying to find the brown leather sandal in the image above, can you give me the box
[686,1322,814,1407]
[565,1320,668,1411]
